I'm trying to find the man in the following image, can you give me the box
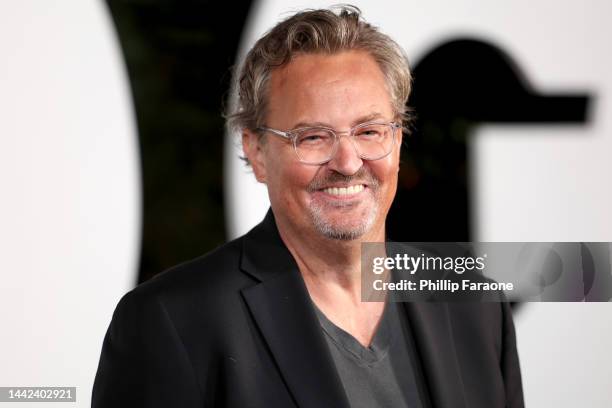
[93,6,523,408]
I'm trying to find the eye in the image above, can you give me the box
[302,135,323,142]
[356,126,384,139]
[296,129,333,146]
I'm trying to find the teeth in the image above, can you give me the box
[322,185,364,196]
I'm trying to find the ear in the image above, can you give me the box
[242,129,267,183]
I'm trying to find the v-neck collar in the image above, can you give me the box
[313,300,394,365]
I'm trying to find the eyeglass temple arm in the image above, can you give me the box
[258,127,292,140]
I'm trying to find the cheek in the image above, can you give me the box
[374,155,400,181]
[284,168,316,199]
[372,160,400,202]
[264,155,315,204]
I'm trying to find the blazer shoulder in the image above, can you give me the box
[124,235,254,309]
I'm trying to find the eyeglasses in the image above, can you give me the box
[257,121,400,165]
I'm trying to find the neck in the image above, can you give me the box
[274,213,389,347]
[275,214,385,303]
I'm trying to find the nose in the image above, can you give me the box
[326,134,363,175]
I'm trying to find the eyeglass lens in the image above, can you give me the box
[294,123,395,164]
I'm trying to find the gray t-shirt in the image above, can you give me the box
[314,301,424,408]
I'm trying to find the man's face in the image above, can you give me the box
[245,50,402,241]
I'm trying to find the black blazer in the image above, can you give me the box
[92,210,524,408]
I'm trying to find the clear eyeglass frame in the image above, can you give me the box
[257,121,401,165]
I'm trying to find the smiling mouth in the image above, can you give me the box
[320,184,365,196]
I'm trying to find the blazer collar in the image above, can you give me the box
[386,244,468,408]
[401,302,468,408]
[239,209,351,408]
[239,209,297,282]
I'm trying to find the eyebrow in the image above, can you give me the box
[291,112,386,130]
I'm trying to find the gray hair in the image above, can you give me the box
[225,4,413,137]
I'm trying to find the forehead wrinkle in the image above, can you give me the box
[291,110,386,130]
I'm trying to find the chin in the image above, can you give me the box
[318,226,367,241]
[309,205,378,241]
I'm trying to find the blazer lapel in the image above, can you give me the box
[240,210,350,408]
[402,302,468,408]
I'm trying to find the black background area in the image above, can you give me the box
[107,0,253,283]
[387,38,590,242]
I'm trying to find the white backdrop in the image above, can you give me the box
[0,1,139,406]
[226,1,612,407]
